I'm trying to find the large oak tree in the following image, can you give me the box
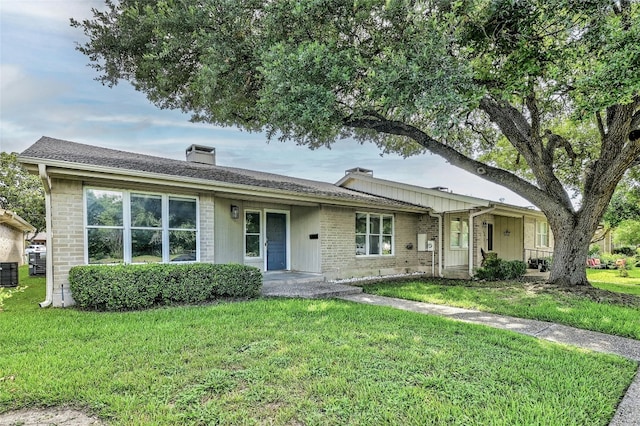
[72,0,640,286]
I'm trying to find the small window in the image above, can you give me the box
[169,197,197,262]
[245,211,261,258]
[356,213,394,256]
[86,189,124,264]
[450,218,469,249]
[131,193,162,263]
[536,221,549,247]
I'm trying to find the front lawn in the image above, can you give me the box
[587,268,640,295]
[0,268,636,425]
[363,279,640,340]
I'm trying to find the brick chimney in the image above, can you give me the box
[186,145,215,165]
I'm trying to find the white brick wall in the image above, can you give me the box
[50,178,84,306]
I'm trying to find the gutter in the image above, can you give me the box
[38,164,53,308]
[429,211,443,278]
[468,207,496,278]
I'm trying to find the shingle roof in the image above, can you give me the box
[20,136,425,210]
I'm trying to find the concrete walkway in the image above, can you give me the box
[338,293,640,426]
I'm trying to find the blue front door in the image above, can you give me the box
[266,213,287,270]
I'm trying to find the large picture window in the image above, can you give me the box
[85,188,198,264]
[450,218,469,249]
[536,220,549,247]
[356,212,394,256]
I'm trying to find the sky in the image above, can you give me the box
[0,0,530,206]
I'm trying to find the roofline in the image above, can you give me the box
[489,203,545,218]
[337,171,547,217]
[0,209,36,232]
[19,156,427,214]
[336,172,492,207]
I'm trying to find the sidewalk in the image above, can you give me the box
[338,293,640,426]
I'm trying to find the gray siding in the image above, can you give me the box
[493,216,524,261]
[341,179,480,212]
[213,198,244,265]
[290,206,321,273]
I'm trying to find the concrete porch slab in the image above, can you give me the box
[261,271,363,298]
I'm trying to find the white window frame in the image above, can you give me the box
[84,188,199,264]
[244,209,262,259]
[536,220,549,248]
[355,212,394,256]
[450,217,469,250]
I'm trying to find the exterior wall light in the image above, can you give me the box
[230,205,240,220]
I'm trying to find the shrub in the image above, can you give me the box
[613,246,636,257]
[475,258,527,281]
[69,263,262,311]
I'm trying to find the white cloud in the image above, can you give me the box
[0,0,103,26]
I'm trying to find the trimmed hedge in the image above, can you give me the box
[69,263,262,311]
[475,257,527,281]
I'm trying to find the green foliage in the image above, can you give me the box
[0,152,45,232]
[69,263,262,311]
[588,244,601,256]
[604,185,640,227]
[613,220,640,247]
[476,257,527,281]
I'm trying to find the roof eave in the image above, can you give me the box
[19,156,426,214]
[0,209,36,232]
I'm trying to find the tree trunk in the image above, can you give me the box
[547,216,595,287]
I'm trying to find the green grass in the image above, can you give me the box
[363,279,640,340]
[0,267,636,425]
[587,268,640,295]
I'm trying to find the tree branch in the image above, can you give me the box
[632,111,640,131]
[343,114,573,213]
[478,96,573,208]
[596,111,606,141]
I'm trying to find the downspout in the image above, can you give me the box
[429,212,443,278]
[468,207,496,278]
[38,164,53,308]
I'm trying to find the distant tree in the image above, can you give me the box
[604,174,640,227]
[613,219,640,247]
[72,0,640,286]
[0,152,45,234]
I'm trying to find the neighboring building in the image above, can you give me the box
[26,232,47,246]
[591,225,613,254]
[0,209,36,266]
[336,168,555,278]
[19,136,556,307]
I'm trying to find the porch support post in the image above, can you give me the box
[468,207,495,278]
[429,212,443,277]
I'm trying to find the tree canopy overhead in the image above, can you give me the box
[73,0,640,286]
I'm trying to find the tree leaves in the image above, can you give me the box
[0,152,45,233]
